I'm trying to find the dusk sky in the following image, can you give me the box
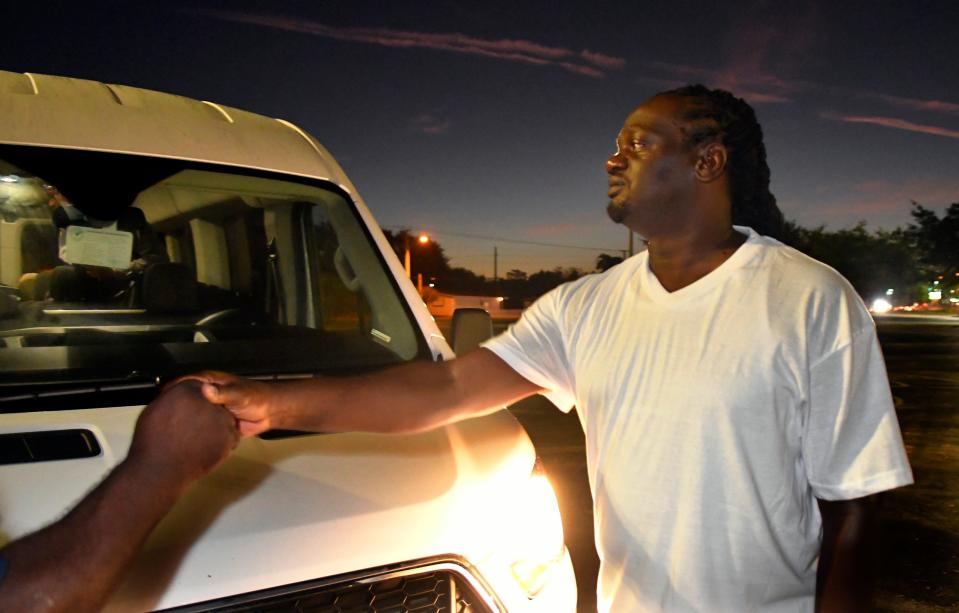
[6,0,958,275]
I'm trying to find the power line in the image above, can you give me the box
[381,224,621,253]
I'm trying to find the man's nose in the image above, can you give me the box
[606,152,626,174]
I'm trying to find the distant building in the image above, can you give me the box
[426,291,523,320]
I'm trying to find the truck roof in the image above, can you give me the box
[0,71,349,185]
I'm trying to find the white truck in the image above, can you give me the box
[0,71,576,612]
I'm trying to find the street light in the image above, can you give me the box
[404,232,430,279]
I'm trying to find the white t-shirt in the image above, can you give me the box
[483,227,913,612]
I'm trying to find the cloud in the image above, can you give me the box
[657,5,821,104]
[579,50,626,70]
[410,114,450,135]
[735,90,794,104]
[822,112,959,140]
[558,62,606,79]
[850,178,959,201]
[195,9,625,78]
[640,60,800,104]
[638,58,959,147]
[791,177,959,228]
[721,6,821,83]
[875,94,959,116]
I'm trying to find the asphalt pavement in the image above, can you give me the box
[872,314,959,612]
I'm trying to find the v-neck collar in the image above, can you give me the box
[640,226,761,306]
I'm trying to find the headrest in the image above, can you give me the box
[117,207,147,232]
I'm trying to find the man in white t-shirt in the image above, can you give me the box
[185,85,913,612]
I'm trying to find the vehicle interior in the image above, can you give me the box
[0,145,426,407]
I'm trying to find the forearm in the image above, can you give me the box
[272,349,541,434]
[0,457,186,612]
[274,361,489,433]
[816,496,876,613]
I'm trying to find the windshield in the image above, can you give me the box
[0,146,427,406]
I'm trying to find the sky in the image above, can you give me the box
[5,0,959,275]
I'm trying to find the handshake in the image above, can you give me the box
[171,371,281,439]
[0,371,284,613]
[0,349,518,612]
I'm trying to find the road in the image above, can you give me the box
[440,314,959,611]
[872,315,959,612]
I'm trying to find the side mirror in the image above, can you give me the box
[450,307,493,355]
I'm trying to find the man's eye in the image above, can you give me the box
[631,140,648,151]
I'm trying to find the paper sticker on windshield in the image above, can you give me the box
[63,225,134,269]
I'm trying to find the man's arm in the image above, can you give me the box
[190,348,543,436]
[0,382,238,613]
[815,495,878,613]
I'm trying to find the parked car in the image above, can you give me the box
[0,70,576,612]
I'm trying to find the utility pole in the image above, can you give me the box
[493,246,498,281]
[404,232,430,279]
[628,228,634,257]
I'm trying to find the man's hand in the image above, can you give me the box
[0,382,241,612]
[171,371,279,437]
[128,380,240,488]
[176,350,542,436]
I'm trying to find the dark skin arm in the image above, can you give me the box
[0,382,238,613]
[177,348,543,437]
[816,495,878,613]
[186,352,881,611]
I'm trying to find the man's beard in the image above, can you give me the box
[606,201,648,246]
[606,200,626,224]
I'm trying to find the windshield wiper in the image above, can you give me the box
[1,370,160,394]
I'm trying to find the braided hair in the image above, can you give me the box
[660,84,785,240]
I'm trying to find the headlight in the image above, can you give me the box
[507,459,567,597]
[871,298,892,314]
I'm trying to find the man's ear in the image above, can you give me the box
[694,142,727,183]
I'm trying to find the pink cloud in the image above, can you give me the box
[558,62,606,79]
[733,90,793,104]
[876,94,959,116]
[642,5,819,106]
[722,24,778,82]
[641,60,800,104]
[823,113,959,140]
[410,114,450,135]
[580,50,626,70]
[641,62,959,128]
[794,177,959,228]
[196,9,624,79]
[849,178,959,203]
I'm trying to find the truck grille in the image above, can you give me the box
[236,570,484,612]
[166,559,498,613]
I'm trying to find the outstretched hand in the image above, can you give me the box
[170,371,278,437]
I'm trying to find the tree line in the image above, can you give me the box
[386,201,959,307]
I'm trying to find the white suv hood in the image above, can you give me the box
[0,404,537,611]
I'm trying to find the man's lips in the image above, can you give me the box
[607,180,625,198]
